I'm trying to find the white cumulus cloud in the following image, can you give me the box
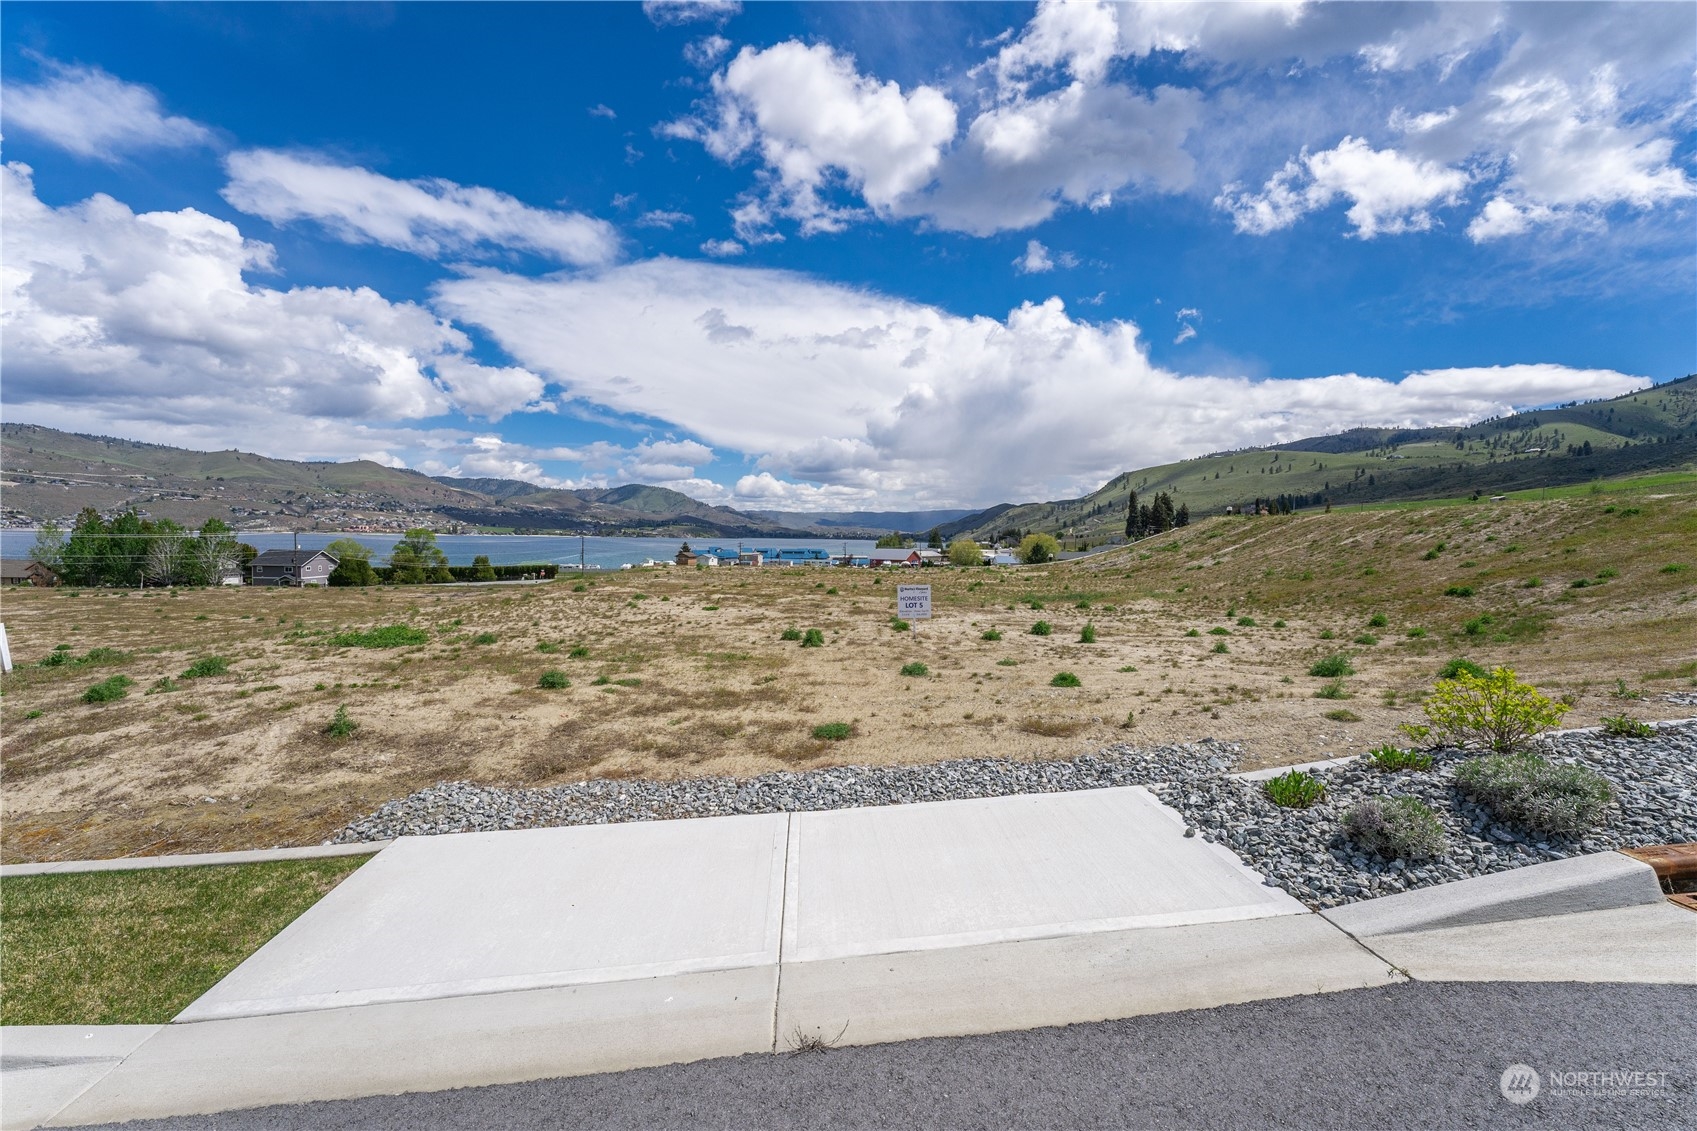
[1218,136,1469,237]
[433,257,1649,508]
[2,61,212,161]
[221,149,621,266]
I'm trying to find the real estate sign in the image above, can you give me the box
[897,584,932,620]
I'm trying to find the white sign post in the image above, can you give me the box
[897,585,931,634]
[0,622,11,674]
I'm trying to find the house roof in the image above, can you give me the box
[252,549,338,567]
[868,548,920,561]
[0,558,54,579]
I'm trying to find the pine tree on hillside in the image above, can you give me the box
[1124,489,1139,538]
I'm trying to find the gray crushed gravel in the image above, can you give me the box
[1154,722,1697,908]
[334,724,1697,911]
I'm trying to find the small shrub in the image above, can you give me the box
[538,670,570,689]
[899,662,929,677]
[1438,657,1486,680]
[1309,653,1355,678]
[1030,620,1052,636]
[1660,563,1687,574]
[1423,666,1569,752]
[1184,628,1201,637]
[1444,585,1474,597]
[1236,617,1257,627]
[1522,577,1542,588]
[470,632,498,645]
[1050,671,1082,687]
[826,586,839,594]
[1422,548,1442,560]
[1315,680,1352,700]
[1570,578,1591,589]
[996,658,1018,667]
[1455,753,1613,836]
[323,704,359,738]
[146,677,180,695]
[1318,629,1336,640]
[801,628,825,647]
[568,646,590,659]
[1611,678,1643,700]
[812,722,854,741]
[1600,714,1653,738]
[24,709,43,719]
[1597,567,1618,579]
[1117,664,1137,672]
[890,618,911,632]
[1368,744,1433,772]
[1272,619,1287,628]
[81,675,134,704]
[780,628,803,641]
[1367,613,1388,628]
[981,629,1002,641]
[1406,627,1428,638]
[1207,627,1230,636]
[1462,615,1494,636]
[1027,599,1045,610]
[1079,623,1098,643]
[1323,708,1360,722]
[1353,634,1379,646]
[537,642,561,654]
[181,656,230,679]
[330,625,429,648]
[1212,641,1230,654]
[1344,797,1446,860]
[1264,770,1325,808]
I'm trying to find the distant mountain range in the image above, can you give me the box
[4,375,1692,539]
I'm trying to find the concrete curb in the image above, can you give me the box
[1320,851,1667,937]
[0,842,388,879]
[1233,755,1358,782]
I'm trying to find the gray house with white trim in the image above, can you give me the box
[250,549,338,586]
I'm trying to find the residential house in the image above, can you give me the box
[250,549,338,587]
[0,559,60,587]
[868,548,922,566]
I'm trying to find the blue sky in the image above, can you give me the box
[3,1,1693,510]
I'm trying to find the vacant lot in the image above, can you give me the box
[3,489,1693,862]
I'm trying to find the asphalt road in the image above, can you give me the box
[89,981,1695,1131]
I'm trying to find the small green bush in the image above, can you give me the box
[900,662,929,677]
[1462,615,1493,636]
[981,629,1002,641]
[181,656,230,679]
[537,670,570,689]
[1600,714,1653,738]
[1439,657,1486,680]
[1570,578,1591,588]
[145,677,180,695]
[1237,617,1257,627]
[1079,623,1097,643]
[1264,770,1325,808]
[826,586,839,594]
[1030,620,1052,636]
[470,632,498,645]
[1318,629,1336,640]
[1406,627,1428,638]
[996,658,1018,667]
[537,642,561,653]
[568,646,590,659]
[81,675,134,704]
[1315,680,1352,700]
[1368,613,1388,628]
[1212,641,1230,654]
[324,704,359,738]
[1353,634,1379,646]
[1272,619,1287,628]
[812,722,854,741]
[1184,628,1201,637]
[1455,753,1613,836]
[1522,577,1543,588]
[1323,708,1360,722]
[1050,671,1082,687]
[330,625,429,648]
[1309,653,1355,678]
[1423,666,1568,752]
[1659,563,1687,574]
[801,628,825,647]
[890,618,911,632]
[1208,627,1230,636]
[1368,744,1433,772]
[1444,585,1474,598]
[780,628,803,641]
[1344,797,1446,860]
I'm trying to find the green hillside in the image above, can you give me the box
[949,375,1697,543]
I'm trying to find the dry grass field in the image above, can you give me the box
[3,489,1693,863]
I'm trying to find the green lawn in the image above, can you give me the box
[0,855,367,1025]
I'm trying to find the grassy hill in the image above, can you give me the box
[947,375,1697,543]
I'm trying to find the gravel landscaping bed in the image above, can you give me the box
[334,739,1240,842]
[1154,722,1697,908]
[334,723,1696,911]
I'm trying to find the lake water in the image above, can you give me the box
[0,530,880,570]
